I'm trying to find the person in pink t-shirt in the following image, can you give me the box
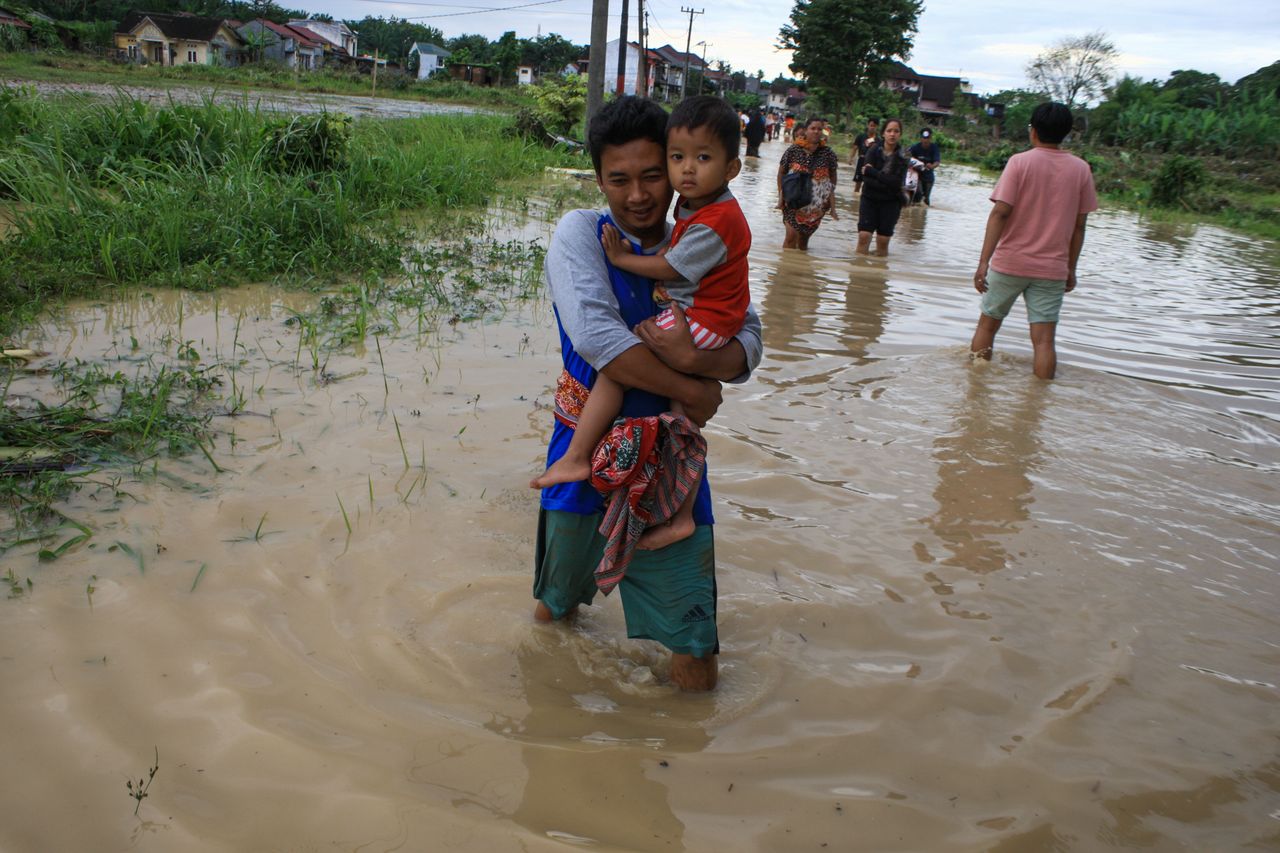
[970,102,1098,379]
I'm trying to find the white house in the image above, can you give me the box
[408,42,451,79]
[602,39,645,95]
[517,64,535,85]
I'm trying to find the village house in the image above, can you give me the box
[408,42,450,79]
[884,61,979,120]
[113,11,241,67]
[236,19,322,70]
[287,19,356,63]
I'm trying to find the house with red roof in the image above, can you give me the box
[236,18,322,70]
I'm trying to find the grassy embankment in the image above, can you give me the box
[0,49,533,109]
[0,84,591,558]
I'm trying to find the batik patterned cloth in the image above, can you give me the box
[553,370,590,428]
[589,413,707,594]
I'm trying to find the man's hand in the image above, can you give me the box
[635,304,698,374]
[600,224,632,265]
[973,263,989,294]
[682,376,723,428]
[1066,271,1077,293]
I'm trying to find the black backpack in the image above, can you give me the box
[781,170,813,208]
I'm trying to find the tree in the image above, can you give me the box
[523,33,583,75]
[778,0,922,118]
[1026,31,1117,108]
[492,30,520,86]
[446,33,493,64]
[345,16,444,63]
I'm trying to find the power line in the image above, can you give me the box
[402,0,565,19]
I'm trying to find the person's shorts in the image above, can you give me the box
[533,509,718,658]
[857,195,903,236]
[981,269,1066,324]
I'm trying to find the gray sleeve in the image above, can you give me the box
[663,223,727,287]
[544,210,642,371]
[729,302,763,384]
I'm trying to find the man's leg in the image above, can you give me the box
[874,234,891,256]
[671,653,717,691]
[533,509,601,622]
[970,313,1003,360]
[619,525,719,692]
[1029,322,1058,380]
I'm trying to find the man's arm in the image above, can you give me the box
[600,344,723,427]
[1066,212,1088,292]
[972,201,1013,293]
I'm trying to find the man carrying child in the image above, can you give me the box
[528,96,762,691]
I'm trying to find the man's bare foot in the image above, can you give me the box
[529,456,591,489]
[636,515,696,551]
[671,653,717,691]
[533,601,578,622]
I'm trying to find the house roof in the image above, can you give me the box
[410,42,450,57]
[919,74,963,107]
[652,43,703,71]
[0,7,32,28]
[251,19,320,48]
[116,10,233,42]
[287,24,346,56]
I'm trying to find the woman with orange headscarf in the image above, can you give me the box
[776,118,839,250]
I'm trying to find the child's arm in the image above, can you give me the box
[602,224,680,281]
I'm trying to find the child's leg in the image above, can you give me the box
[530,374,624,488]
[637,399,701,550]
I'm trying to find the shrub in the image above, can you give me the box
[982,143,1016,171]
[531,74,586,135]
[262,112,352,174]
[1150,154,1205,207]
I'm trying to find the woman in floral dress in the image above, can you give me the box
[776,117,839,250]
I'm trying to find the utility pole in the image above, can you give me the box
[696,40,710,96]
[637,0,647,97]
[616,0,629,95]
[586,0,609,124]
[679,6,703,102]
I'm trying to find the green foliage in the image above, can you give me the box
[0,88,577,329]
[988,88,1041,142]
[981,143,1016,172]
[522,33,583,76]
[1149,154,1205,207]
[0,23,25,51]
[492,30,520,86]
[343,16,444,63]
[530,73,585,135]
[263,112,352,173]
[778,0,922,117]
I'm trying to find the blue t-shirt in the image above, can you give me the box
[539,213,714,524]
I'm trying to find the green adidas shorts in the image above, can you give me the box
[533,509,718,658]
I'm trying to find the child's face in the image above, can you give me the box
[666,125,741,206]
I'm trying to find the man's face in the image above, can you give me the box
[595,138,672,244]
[867,121,879,135]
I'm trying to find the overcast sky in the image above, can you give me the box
[304,0,1280,94]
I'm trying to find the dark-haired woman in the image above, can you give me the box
[776,118,839,250]
[856,118,908,256]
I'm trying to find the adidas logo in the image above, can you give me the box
[681,604,709,623]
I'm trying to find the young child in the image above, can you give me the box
[530,95,751,550]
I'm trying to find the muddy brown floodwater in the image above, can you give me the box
[2,136,1278,852]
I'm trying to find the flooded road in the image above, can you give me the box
[2,137,1278,852]
[6,78,490,118]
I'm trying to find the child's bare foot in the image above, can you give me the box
[530,456,591,489]
[636,515,696,551]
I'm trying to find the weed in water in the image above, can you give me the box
[126,747,159,816]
